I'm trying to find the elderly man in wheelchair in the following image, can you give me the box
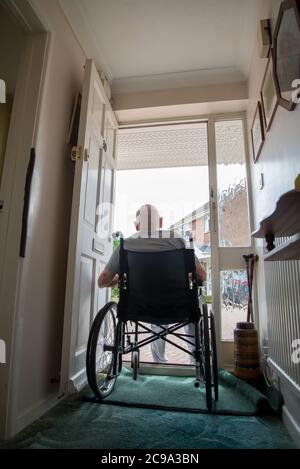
[86,205,218,411]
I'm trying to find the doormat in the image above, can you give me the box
[84,368,282,416]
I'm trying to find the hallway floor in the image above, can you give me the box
[1,373,296,449]
[1,401,295,449]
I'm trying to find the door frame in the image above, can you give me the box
[207,114,254,370]
[0,0,50,440]
[117,111,254,372]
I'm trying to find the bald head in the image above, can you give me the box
[135,204,162,234]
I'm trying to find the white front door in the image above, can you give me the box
[60,59,117,393]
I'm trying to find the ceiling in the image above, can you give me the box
[59,0,260,95]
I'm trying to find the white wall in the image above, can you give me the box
[247,0,300,446]
[0,4,25,185]
[5,0,86,436]
[247,0,300,340]
[0,4,24,94]
[247,0,299,227]
[113,81,247,110]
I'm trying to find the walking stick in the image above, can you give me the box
[243,254,258,322]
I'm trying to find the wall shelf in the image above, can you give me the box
[264,234,300,261]
[251,189,300,261]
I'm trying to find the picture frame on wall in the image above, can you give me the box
[260,52,278,131]
[273,0,300,111]
[251,101,265,163]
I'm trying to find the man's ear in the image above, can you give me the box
[159,217,163,228]
[134,221,140,231]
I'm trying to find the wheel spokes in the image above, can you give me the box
[94,311,116,383]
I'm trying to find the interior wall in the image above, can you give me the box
[113,81,247,111]
[0,96,13,183]
[247,0,300,444]
[0,4,25,183]
[7,0,86,435]
[247,0,300,340]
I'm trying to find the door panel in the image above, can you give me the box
[104,110,117,159]
[61,60,118,393]
[96,261,108,316]
[96,153,115,254]
[76,256,94,350]
[84,137,99,226]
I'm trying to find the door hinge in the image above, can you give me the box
[70,146,89,162]
[71,145,82,161]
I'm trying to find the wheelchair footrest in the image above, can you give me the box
[194,379,201,388]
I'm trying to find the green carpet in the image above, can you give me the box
[1,397,295,449]
[86,368,279,416]
[1,370,296,449]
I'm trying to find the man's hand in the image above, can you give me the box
[195,260,206,282]
[106,275,119,288]
[98,268,118,288]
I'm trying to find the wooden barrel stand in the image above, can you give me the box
[234,322,260,385]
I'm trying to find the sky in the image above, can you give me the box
[113,164,246,237]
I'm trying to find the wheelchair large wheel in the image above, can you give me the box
[201,305,212,412]
[210,311,219,402]
[86,302,119,399]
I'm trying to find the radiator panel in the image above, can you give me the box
[265,238,300,387]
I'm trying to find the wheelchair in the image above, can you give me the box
[86,238,218,412]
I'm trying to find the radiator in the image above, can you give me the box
[264,237,300,387]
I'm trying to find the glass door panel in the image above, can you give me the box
[210,117,252,368]
[220,269,249,341]
[215,120,251,248]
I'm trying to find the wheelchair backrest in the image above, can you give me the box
[118,241,200,323]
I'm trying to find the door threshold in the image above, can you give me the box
[123,362,233,376]
[123,362,196,377]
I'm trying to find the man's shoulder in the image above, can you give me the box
[124,230,186,251]
[159,229,183,239]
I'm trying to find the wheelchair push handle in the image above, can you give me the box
[112,231,124,240]
[184,230,194,249]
